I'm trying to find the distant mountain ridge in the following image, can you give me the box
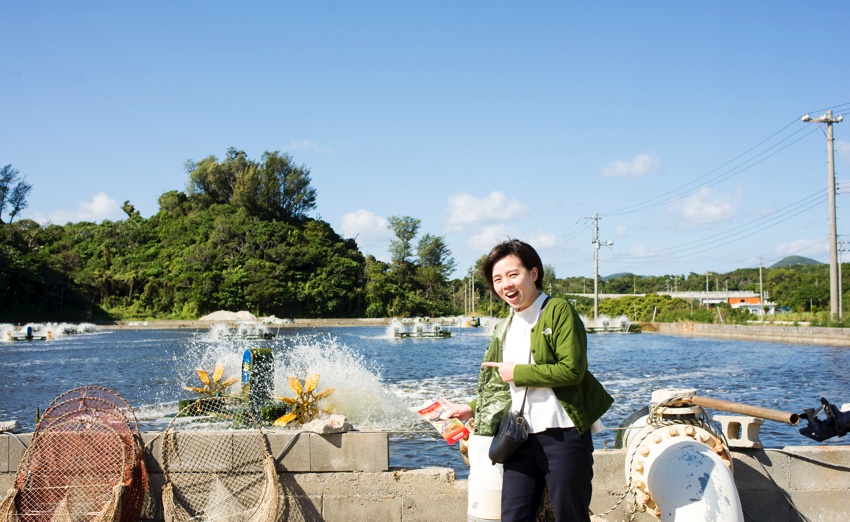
[770,255,823,268]
[601,272,644,281]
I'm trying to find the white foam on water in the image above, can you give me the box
[174,331,420,431]
[0,324,14,341]
[273,333,415,430]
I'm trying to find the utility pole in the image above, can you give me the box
[838,239,847,319]
[584,213,613,319]
[804,109,844,317]
[674,275,678,294]
[469,268,475,314]
[705,271,710,308]
[758,257,765,321]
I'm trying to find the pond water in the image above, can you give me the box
[1,325,848,480]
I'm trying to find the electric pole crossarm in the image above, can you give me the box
[803,109,843,317]
[582,214,613,319]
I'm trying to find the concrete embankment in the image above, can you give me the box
[97,318,393,329]
[1,431,847,521]
[641,321,850,346]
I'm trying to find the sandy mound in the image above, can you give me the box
[198,310,259,321]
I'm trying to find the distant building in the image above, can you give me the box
[666,291,776,315]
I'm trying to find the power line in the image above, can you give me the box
[598,194,828,265]
[598,190,827,262]
[601,117,808,216]
[604,126,819,216]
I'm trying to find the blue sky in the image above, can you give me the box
[3,2,850,280]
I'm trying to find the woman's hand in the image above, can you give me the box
[482,361,517,382]
[440,397,474,422]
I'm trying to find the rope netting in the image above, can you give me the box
[161,397,280,522]
[0,387,145,522]
[39,388,147,522]
[1,415,127,522]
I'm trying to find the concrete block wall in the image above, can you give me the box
[1,432,848,521]
[642,321,850,346]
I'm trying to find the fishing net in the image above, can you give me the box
[41,387,141,441]
[40,387,146,522]
[161,397,280,522]
[0,387,146,522]
[0,413,128,522]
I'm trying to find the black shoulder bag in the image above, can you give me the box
[488,296,550,464]
[488,378,530,464]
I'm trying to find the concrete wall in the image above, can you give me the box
[1,431,847,521]
[97,318,393,329]
[641,321,850,346]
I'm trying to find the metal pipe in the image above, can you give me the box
[687,396,799,425]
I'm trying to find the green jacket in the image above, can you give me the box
[469,297,613,436]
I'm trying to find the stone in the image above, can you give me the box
[265,431,311,472]
[730,449,790,491]
[310,432,389,472]
[7,433,31,474]
[785,446,850,490]
[321,495,402,522]
[302,415,352,434]
[0,421,21,433]
[403,494,467,521]
[279,494,323,522]
[715,415,764,449]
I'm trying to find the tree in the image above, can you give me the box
[0,165,33,223]
[417,233,456,278]
[121,201,138,218]
[185,148,248,204]
[387,215,421,266]
[187,148,318,222]
[542,264,557,293]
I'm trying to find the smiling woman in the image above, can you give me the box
[445,238,613,522]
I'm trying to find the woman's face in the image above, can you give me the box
[491,254,540,311]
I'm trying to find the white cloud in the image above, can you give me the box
[629,244,663,258]
[600,152,661,178]
[288,139,333,155]
[339,209,394,248]
[443,191,529,234]
[772,237,827,259]
[464,225,561,253]
[667,188,739,229]
[837,140,850,165]
[32,192,124,225]
[465,224,523,251]
[615,226,628,237]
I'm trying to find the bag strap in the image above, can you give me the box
[516,295,551,417]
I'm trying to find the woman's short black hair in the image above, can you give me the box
[480,239,544,294]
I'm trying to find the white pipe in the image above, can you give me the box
[467,435,502,521]
[645,438,743,521]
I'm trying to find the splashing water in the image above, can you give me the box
[581,314,631,332]
[0,322,99,340]
[175,331,416,430]
[273,333,414,429]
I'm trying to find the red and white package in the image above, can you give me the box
[416,400,471,444]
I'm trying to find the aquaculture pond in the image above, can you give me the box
[1,324,848,480]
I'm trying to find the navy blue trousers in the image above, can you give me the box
[501,427,594,522]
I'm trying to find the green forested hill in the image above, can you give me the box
[0,149,842,321]
[0,149,458,322]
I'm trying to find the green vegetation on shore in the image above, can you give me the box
[0,150,460,322]
[1,152,846,323]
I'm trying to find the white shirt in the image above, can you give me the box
[502,293,603,434]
